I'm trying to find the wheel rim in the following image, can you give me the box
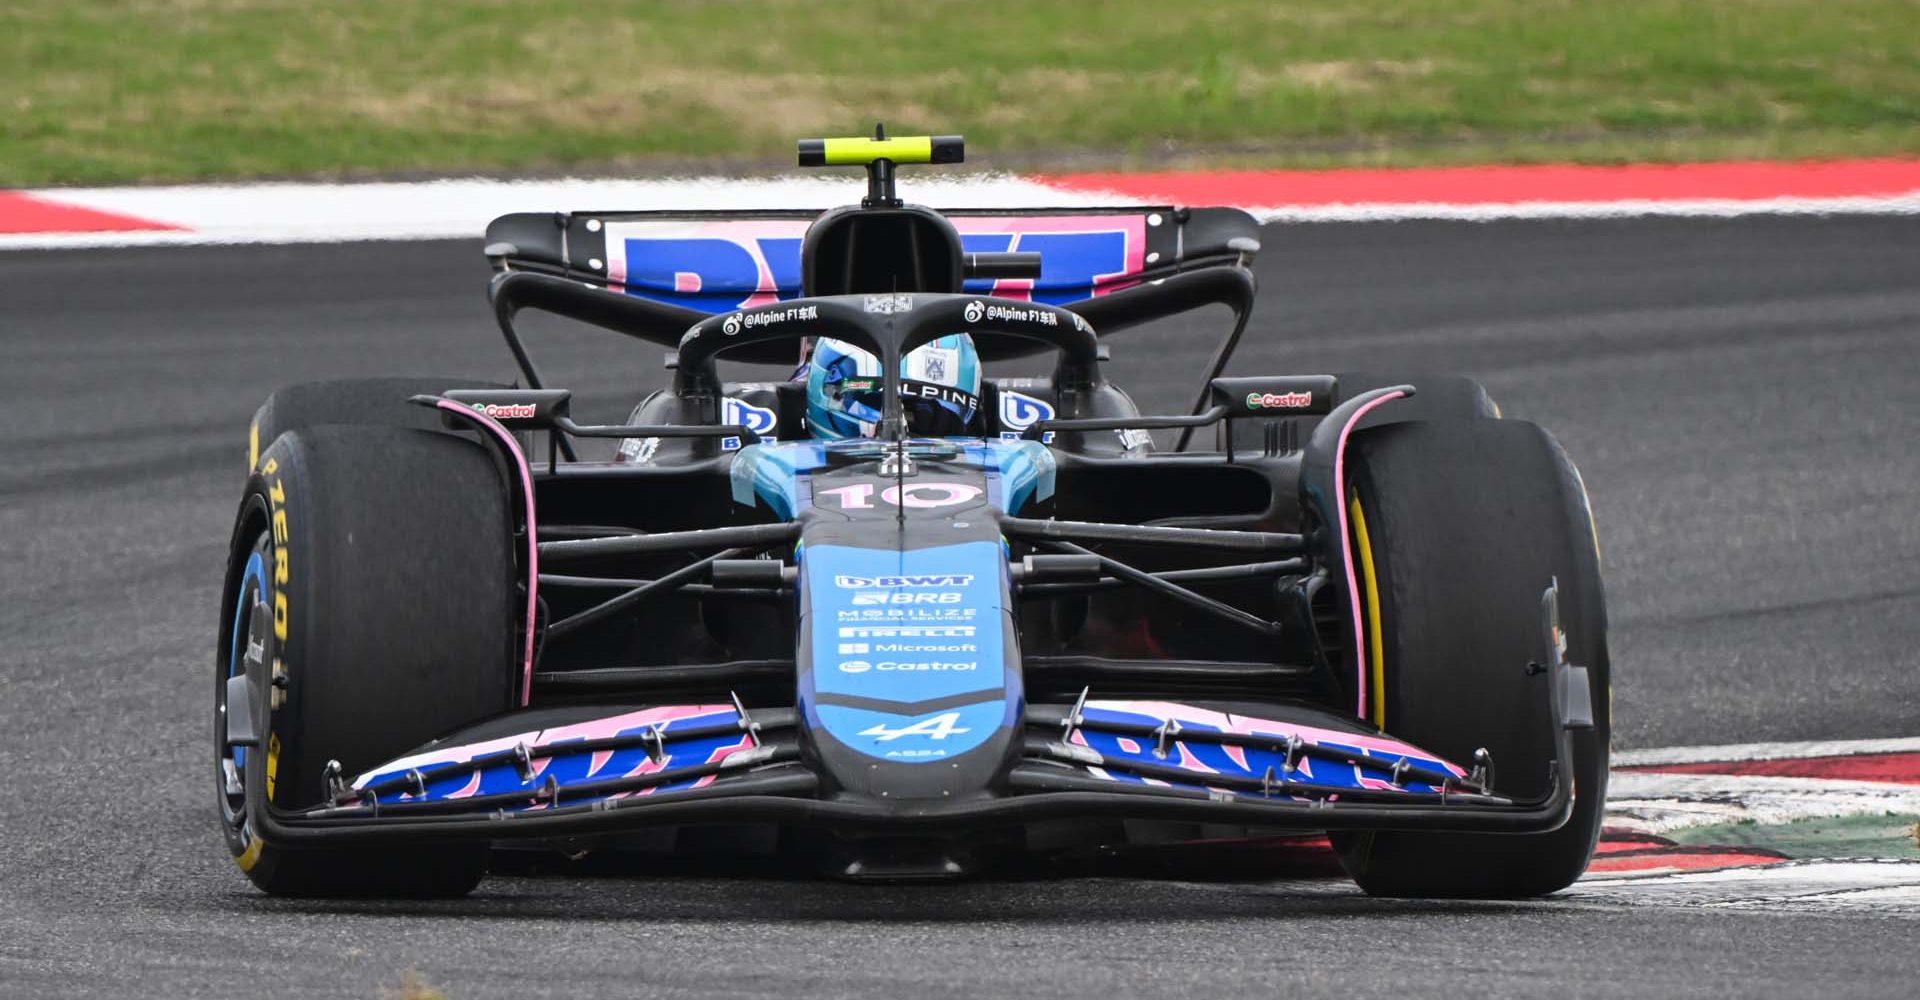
[216,531,271,829]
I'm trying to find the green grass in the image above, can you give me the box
[1670,813,1920,861]
[4,0,1917,185]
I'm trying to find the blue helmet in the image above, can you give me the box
[805,334,981,439]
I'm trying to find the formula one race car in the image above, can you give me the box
[214,131,1609,898]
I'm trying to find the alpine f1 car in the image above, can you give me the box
[215,131,1610,898]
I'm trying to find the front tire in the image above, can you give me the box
[215,424,518,897]
[1331,417,1609,898]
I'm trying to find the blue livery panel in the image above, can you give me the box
[801,541,1016,763]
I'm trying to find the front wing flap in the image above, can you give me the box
[252,670,1581,848]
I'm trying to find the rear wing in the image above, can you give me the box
[483,206,1261,313]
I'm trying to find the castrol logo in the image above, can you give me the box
[473,402,538,420]
[1245,390,1313,410]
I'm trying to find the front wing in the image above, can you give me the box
[250,666,1587,849]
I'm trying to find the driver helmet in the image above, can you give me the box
[805,334,980,439]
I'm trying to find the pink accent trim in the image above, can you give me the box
[620,755,669,780]
[1331,391,1409,718]
[446,771,484,799]
[1174,742,1219,775]
[434,399,540,704]
[1085,698,1460,773]
[354,704,735,784]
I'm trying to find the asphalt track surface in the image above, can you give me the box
[2,216,1916,998]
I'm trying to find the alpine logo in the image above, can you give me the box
[904,381,976,409]
[858,711,971,742]
[1245,390,1314,410]
[835,574,973,589]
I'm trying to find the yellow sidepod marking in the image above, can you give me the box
[1349,494,1388,729]
[822,136,934,164]
[235,832,264,872]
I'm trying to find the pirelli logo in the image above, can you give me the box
[838,626,977,639]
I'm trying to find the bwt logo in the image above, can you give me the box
[616,229,1132,310]
[835,574,973,589]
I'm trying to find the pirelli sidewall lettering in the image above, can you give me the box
[259,449,292,804]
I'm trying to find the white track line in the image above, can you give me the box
[1606,770,1920,835]
[1614,737,1920,767]
[1564,860,1920,914]
[1251,193,1920,223]
[7,180,1920,251]
[0,176,1097,251]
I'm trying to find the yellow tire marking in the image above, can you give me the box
[235,833,264,872]
[1349,493,1388,729]
[265,732,280,801]
[248,421,259,471]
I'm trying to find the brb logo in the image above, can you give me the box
[716,396,777,451]
[720,397,778,436]
[605,217,1144,311]
[997,390,1055,443]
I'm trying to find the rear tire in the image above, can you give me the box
[216,424,517,897]
[1331,417,1609,898]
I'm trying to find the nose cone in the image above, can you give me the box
[795,496,1022,803]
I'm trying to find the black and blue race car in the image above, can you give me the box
[214,131,1610,898]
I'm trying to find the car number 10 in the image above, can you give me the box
[817,482,984,510]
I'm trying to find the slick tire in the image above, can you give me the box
[246,376,512,473]
[1330,417,1609,898]
[215,425,517,897]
